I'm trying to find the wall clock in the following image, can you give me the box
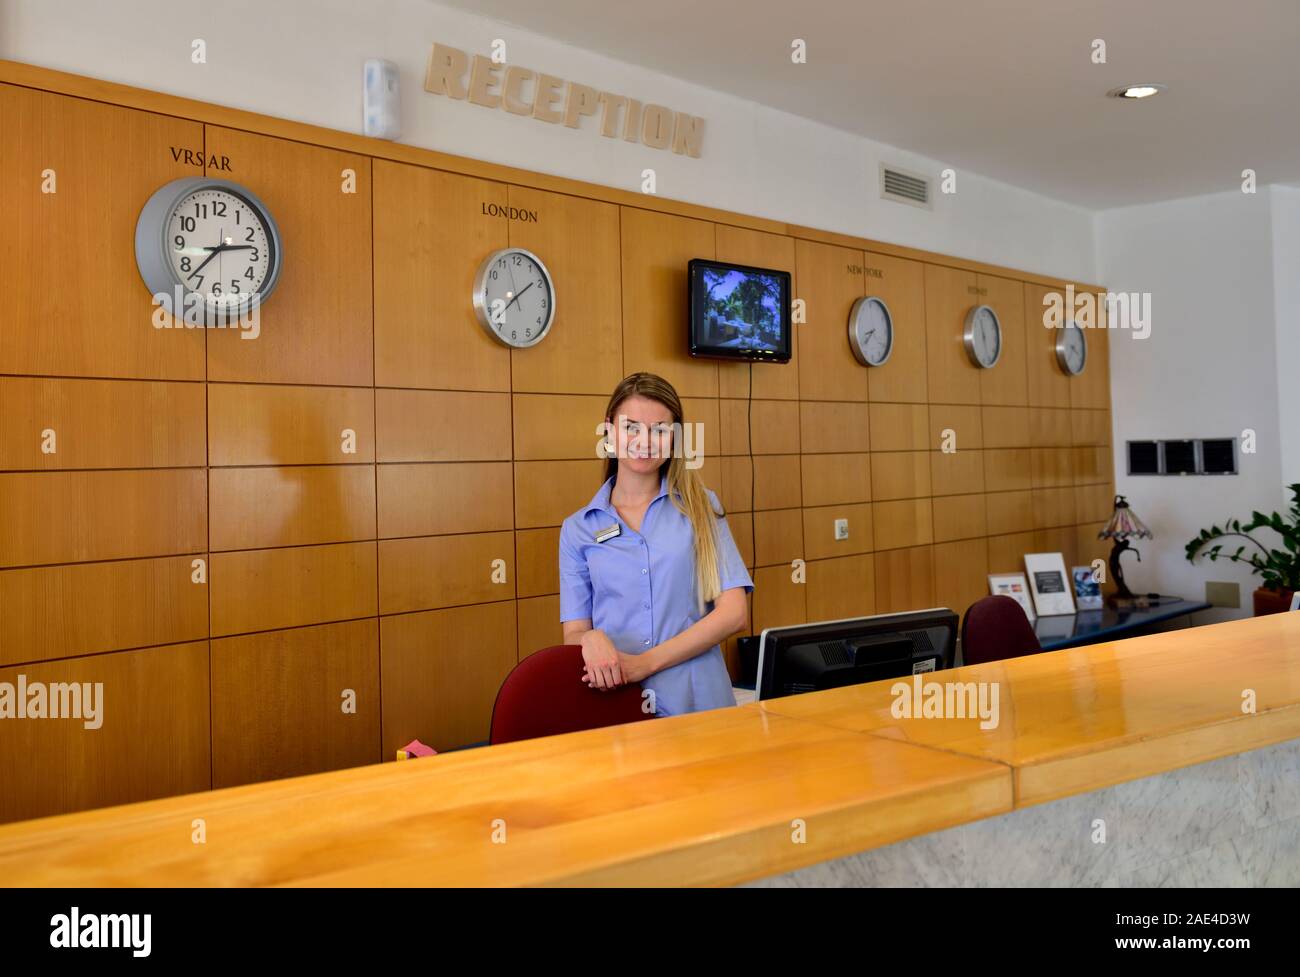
[963,304,1002,368]
[848,295,893,367]
[135,177,282,317]
[473,248,556,348]
[1055,320,1088,376]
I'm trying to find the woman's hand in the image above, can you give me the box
[580,630,625,690]
[615,649,655,684]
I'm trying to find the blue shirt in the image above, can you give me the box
[558,471,754,718]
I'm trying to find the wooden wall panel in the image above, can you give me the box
[0,556,207,666]
[211,619,380,788]
[1025,282,1073,408]
[515,460,606,528]
[794,239,866,403]
[806,554,875,622]
[376,389,510,462]
[379,601,517,756]
[933,538,990,619]
[0,470,206,567]
[802,503,873,560]
[933,493,987,543]
[517,527,560,598]
[870,403,929,451]
[873,499,933,551]
[378,532,515,614]
[518,594,563,660]
[513,393,607,460]
[751,564,806,633]
[800,453,869,508]
[924,264,982,405]
[208,465,376,550]
[377,462,513,538]
[204,126,373,386]
[978,275,1029,407]
[753,507,804,567]
[507,185,623,395]
[0,642,211,824]
[720,399,801,455]
[209,542,377,636]
[799,401,870,454]
[874,545,935,614]
[209,383,375,465]
[0,378,205,470]
[864,252,929,403]
[372,161,510,390]
[619,207,718,398]
[0,86,205,380]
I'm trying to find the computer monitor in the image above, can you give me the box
[755,609,959,702]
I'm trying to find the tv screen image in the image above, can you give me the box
[687,258,791,362]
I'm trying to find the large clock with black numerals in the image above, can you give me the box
[473,248,556,348]
[135,176,283,317]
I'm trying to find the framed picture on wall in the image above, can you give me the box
[1024,553,1077,617]
[988,573,1036,622]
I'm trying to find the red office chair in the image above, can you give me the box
[489,644,655,745]
[960,595,1043,667]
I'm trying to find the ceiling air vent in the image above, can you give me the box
[880,163,931,209]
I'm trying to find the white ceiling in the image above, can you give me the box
[433,0,1300,210]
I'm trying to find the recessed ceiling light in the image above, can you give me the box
[1107,84,1166,100]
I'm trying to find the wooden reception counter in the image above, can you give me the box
[2,614,1299,887]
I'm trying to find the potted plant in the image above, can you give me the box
[1185,484,1300,615]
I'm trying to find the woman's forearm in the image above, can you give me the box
[645,590,747,675]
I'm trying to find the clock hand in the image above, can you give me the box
[506,280,535,311]
[190,247,224,278]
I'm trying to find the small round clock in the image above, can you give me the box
[135,176,282,317]
[1055,320,1088,376]
[963,304,1002,368]
[848,296,893,367]
[473,248,556,348]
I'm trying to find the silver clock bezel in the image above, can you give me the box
[848,295,894,367]
[135,176,283,320]
[962,304,1002,369]
[473,247,556,349]
[1055,320,1088,376]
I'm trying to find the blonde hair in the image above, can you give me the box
[602,372,723,615]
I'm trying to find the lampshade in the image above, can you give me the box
[1099,495,1153,540]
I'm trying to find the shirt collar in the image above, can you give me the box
[584,468,670,517]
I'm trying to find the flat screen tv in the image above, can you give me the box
[687,258,791,363]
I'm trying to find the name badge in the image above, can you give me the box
[594,523,621,543]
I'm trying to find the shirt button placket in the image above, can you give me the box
[642,538,651,645]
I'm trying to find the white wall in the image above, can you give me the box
[1271,186,1300,492]
[0,0,1097,283]
[1096,188,1288,619]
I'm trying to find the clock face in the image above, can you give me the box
[167,187,275,312]
[1056,321,1088,376]
[136,177,283,320]
[963,304,1002,369]
[474,248,555,348]
[849,296,893,367]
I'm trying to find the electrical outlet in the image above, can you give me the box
[833,518,849,540]
[1205,581,1240,608]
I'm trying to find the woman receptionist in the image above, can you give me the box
[558,372,753,717]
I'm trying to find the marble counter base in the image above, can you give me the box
[743,737,1300,887]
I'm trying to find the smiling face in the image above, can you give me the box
[609,394,676,477]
